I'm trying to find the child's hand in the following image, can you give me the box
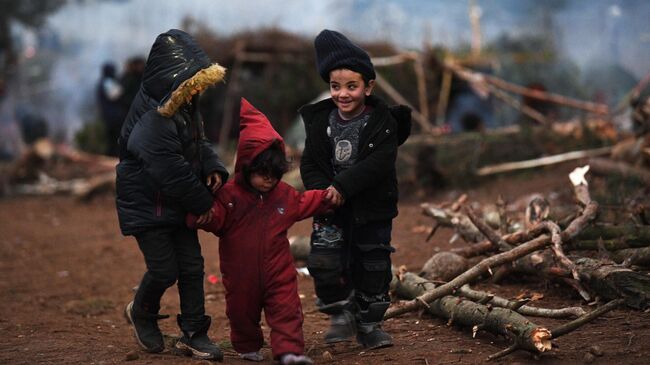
[206,172,223,194]
[196,207,213,225]
[325,186,344,207]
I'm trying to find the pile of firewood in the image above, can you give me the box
[385,165,650,361]
[0,138,117,200]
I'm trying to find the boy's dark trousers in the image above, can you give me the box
[133,225,209,332]
[308,213,394,309]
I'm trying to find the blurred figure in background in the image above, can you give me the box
[119,56,146,113]
[97,62,125,157]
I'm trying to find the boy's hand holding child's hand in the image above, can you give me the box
[206,172,223,194]
[325,186,344,207]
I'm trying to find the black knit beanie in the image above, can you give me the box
[314,29,376,83]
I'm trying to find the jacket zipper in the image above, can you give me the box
[258,194,265,290]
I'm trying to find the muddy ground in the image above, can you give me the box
[1,164,649,365]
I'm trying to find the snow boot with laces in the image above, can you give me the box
[124,301,169,353]
[172,315,224,361]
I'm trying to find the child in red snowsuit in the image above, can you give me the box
[188,98,330,365]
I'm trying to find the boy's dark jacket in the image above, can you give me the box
[299,95,411,225]
[115,29,229,235]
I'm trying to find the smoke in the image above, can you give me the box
[2,0,648,146]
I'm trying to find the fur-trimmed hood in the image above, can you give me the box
[140,29,226,117]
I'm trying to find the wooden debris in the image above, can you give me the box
[393,271,552,359]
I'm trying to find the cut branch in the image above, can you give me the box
[550,299,623,339]
[458,284,585,318]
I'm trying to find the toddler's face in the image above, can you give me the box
[249,172,278,193]
[329,69,375,119]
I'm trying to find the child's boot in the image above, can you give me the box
[355,301,393,349]
[318,298,357,343]
[124,301,169,353]
[173,315,224,361]
[280,353,314,365]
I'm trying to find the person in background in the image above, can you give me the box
[119,56,146,113]
[97,62,125,157]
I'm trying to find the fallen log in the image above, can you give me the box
[589,157,650,185]
[609,246,650,267]
[384,201,598,319]
[571,224,650,245]
[392,272,552,357]
[575,257,650,309]
[567,238,650,252]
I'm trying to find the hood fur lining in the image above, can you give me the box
[157,63,227,117]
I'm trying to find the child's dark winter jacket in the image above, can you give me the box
[116,29,229,235]
[187,98,330,358]
[299,94,411,225]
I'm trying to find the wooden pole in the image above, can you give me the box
[413,53,430,120]
[475,146,613,176]
[374,71,433,135]
[435,69,453,126]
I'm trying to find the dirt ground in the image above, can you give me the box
[1,164,649,365]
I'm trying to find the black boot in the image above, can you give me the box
[172,315,223,361]
[318,298,357,343]
[124,301,169,353]
[356,302,393,349]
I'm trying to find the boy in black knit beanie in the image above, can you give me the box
[299,29,411,350]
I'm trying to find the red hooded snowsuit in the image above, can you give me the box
[188,98,329,358]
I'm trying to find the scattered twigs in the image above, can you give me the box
[385,201,598,320]
[486,344,519,362]
[539,221,579,280]
[550,299,624,339]
[458,285,585,318]
[464,206,513,251]
[421,203,484,243]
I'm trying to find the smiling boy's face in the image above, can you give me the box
[329,68,375,119]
